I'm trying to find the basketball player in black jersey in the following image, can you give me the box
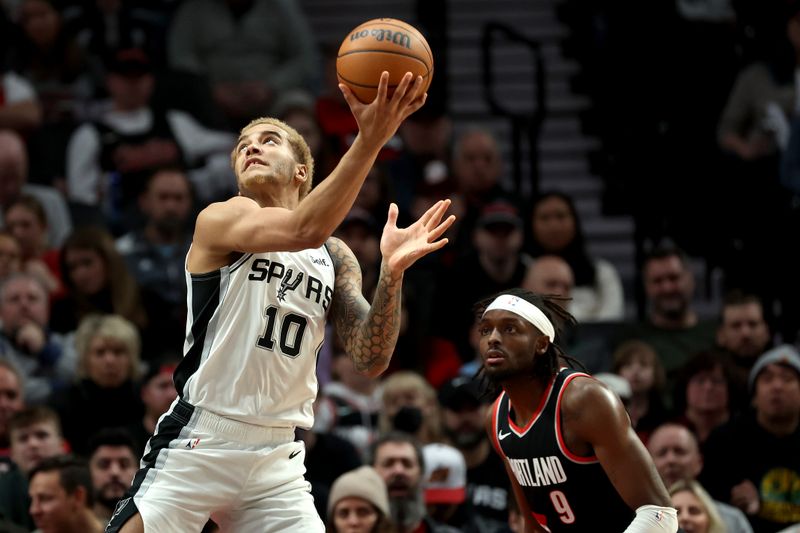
[478,289,678,533]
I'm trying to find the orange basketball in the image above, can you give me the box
[337,18,434,103]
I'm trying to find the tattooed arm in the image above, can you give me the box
[327,237,402,377]
[327,200,455,377]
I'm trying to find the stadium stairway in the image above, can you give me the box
[300,0,723,319]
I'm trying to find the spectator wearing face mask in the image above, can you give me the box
[378,372,441,445]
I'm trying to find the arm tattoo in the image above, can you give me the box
[327,237,403,375]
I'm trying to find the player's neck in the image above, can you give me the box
[258,192,299,209]
[241,186,299,210]
[503,376,551,427]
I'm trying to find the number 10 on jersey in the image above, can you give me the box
[256,305,308,358]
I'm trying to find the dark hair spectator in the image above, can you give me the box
[527,191,625,322]
[672,350,734,443]
[86,427,138,524]
[51,226,147,335]
[615,243,717,382]
[3,194,62,295]
[1,405,64,529]
[0,231,22,282]
[28,454,104,532]
[612,340,668,443]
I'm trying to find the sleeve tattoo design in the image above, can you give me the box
[327,237,402,374]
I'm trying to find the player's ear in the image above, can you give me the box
[535,335,549,355]
[294,164,308,184]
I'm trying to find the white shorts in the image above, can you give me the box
[105,399,324,533]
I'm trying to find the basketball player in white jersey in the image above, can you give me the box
[107,72,454,533]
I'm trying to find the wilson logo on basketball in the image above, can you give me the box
[338,18,433,103]
[349,28,412,49]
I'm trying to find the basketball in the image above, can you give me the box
[337,18,434,103]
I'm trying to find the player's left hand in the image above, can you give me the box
[380,199,455,274]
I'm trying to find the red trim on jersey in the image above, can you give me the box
[531,511,550,531]
[508,373,558,436]
[489,393,504,455]
[555,372,599,464]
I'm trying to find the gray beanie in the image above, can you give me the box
[748,344,800,392]
[327,466,390,518]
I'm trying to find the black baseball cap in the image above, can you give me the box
[476,199,523,229]
[438,376,487,410]
[338,207,378,233]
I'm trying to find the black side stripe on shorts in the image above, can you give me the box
[105,401,195,533]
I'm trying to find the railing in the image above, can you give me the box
[481,22,546,198]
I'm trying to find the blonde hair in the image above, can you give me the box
[379,371,441,443]
[75,314,141,381]
[231,117,315,201]
[669,479,726,533]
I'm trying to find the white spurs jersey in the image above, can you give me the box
[175,245,335,429]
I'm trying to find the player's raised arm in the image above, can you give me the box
[284,72,426,244]
[328,200,454,377]
[562,376,679,532]
[192,72,425,264]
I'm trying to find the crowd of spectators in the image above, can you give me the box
[0,1,797,532]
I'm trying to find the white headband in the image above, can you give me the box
[483,294,555,341]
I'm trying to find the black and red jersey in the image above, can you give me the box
[490,368,634,532]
